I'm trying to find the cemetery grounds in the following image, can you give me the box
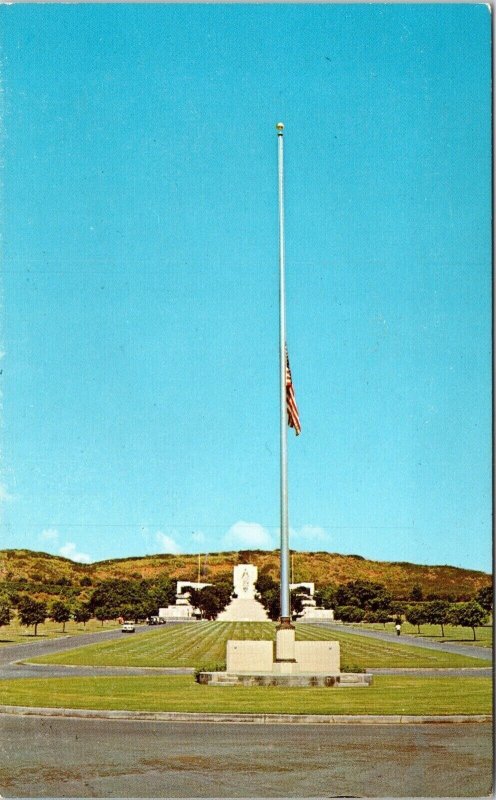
[0,621,491,716]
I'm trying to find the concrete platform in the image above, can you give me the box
[197,671,373,687]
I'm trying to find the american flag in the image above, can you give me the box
[285,346,301,436]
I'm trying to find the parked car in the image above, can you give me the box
[121,621,135,633]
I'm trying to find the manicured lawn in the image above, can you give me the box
[0,617,120,645]
[352,621,493,648]
[28,622,485,670]
[0,675,490,715]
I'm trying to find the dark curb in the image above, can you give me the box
[0,706,491,725]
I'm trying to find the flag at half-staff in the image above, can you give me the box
[285,346,301,436]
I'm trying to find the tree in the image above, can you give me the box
[475,585,493,613]
[50,600,72,632]
[366,589,393,613]
[89,579,149,620]
[256,573,278,596]
[255,576,304,621]
[144,578,176,617]
[313,585,337,609]
[73,603,91,627]
[0,594,11,628]
[363,609,390,628]
[405,604,427,633]
[450,601,488,640]
[424,600,450,637]
[189,584,232,620]
[335,580,389,610]
[17,597,47,635]
[335,605,365,623]
[94,604,114,626]
[289,590,305,618]
[410,584,423,601]
[389,602,405,618]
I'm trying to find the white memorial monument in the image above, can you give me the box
[159,580,211,620]
[290,582,335,621]
[216,565,268,621]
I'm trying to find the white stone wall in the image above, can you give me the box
[225,637,341,674]
[300,607,335,621]
[226,640,274,673]
[158,605,194,619]
[294,640,340,673]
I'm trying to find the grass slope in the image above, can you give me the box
[29,622,485,670]
[1,548,490,600]
[0,675,490,715]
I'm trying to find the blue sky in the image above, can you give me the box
[0,4,491,571]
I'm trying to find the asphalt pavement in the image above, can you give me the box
[0,624,152,665]
[310,621,493,660]
[0,714,491,797]
[0,624,198,679]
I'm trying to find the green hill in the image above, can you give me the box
[0,548,490,602]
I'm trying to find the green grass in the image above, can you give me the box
[0,617,120,645]
[0,675,490,715]
[28,622,486,670]
[351,621,493,648]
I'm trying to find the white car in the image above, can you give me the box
[121,622,135,633]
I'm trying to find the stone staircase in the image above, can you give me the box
[216,598,269,621]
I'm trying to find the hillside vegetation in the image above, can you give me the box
[0,548,490,603]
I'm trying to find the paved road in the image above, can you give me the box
[310,622,492,660]
[0,625,197,679]
[0,714,491,798]
[0,624,154,665]
[0,662,194,679]
[0,662,490,680]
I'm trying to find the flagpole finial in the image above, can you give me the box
[276,122,284,134]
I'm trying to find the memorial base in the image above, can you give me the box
[197,671,372,687]
[199,625,371,687]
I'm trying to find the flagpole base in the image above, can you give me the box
[275,622,296,662]
[277,616,294,630]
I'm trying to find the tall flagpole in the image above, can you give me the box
[276,122,291,626]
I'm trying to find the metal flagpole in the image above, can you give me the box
[276,122,291,626]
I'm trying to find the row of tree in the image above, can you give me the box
[0,577,178,634]
[335,599,488,639]
[404,600,488,640]
[313,579,493,613]
[0,577,235,633]
[1,574,492,635]
[0,595,82,636]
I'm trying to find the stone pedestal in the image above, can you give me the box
[224,626,341,680]
[275,625,296,662]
